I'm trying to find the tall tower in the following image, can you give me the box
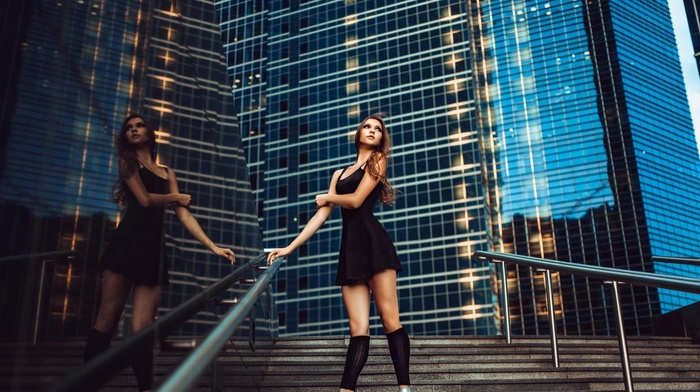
[219,0,496,336]
[472,0,700,335]
[219,0,700,337]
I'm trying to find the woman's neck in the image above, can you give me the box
[134,148,152,165]
[355,149,374,165]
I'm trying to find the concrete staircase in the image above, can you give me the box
[2,335,700,391]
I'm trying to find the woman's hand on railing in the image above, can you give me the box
[267,247,290,264]
[212,246,235,265]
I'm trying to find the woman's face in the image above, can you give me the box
[125,117,149,145]
[358,118,383,148]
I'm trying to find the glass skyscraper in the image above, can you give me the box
[218,0,500,336]
[473,0,700,335]
[219,0,700,337]
[0,0,262,340]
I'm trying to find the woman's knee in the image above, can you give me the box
[380,316,402,333]
[348,319,370,336]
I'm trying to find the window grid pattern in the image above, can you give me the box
[0,0,264,338]
[225,0,497,337]
[472,0,700,336]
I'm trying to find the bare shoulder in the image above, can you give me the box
[162,165,177,180]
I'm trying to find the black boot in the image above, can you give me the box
[84,328,113,363]
[386,327,410,386]
[339,335,370,391]
[132,337,154,391]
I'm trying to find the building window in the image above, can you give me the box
[250,173,258,191]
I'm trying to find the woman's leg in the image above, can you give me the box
[369,269,410,390]
[130,284,160,392]
[339,283,371,392]
[84,270,131,362]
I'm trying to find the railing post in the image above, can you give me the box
[544,269,559,367]
[495,260,512,344]
[609,280,634,392]
[156,258,282,392]
[33,259,53,346]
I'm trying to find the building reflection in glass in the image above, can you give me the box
[472,0,700,335]
[0,0,263,341]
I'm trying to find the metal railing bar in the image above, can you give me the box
[48,252,268,392]
[475,250,700,392]
[652,256,700,267]
[155,257,283,392]
[609,281,633,391]
[544,269,559,367]
[495,260,512,344]
[475,251,700,294]
[0,250,79,264]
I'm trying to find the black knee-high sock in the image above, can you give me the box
[132,338,154,391]
[84,328,113,363]
[386,327,410,386]
[340,335,370,390]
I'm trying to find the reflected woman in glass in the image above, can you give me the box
[267,113,410,392]
[84,114,235,391]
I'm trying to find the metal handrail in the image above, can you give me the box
[156,257,282,392]
[0,251,80,344]
[0,250,79,264]
[474,250,700,392]
[652,256,700,266]
[48,252,270,392]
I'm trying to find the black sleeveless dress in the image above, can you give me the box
[100,166,169,286]
[335,166,402,286]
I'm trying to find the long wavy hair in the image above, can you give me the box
[111,114,157,203]
[354,113,395,205]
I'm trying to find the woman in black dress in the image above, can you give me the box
[84,114,235,391]
[267,113,410,392]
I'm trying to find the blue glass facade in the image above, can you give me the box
[219,0,497,336]
[219,0,700,338]
[0,0,262,339]
[473,0,700,334]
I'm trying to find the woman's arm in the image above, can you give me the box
[267,169,342,264]
[315,158,386,210]
[122,162,191,208]
[169,169,236,264]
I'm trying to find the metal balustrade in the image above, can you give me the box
[49,252,278,392]
[0,251,80,345]
[157,257,282,392]
[474,250,700,392]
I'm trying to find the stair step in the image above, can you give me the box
[2,335,700,391]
